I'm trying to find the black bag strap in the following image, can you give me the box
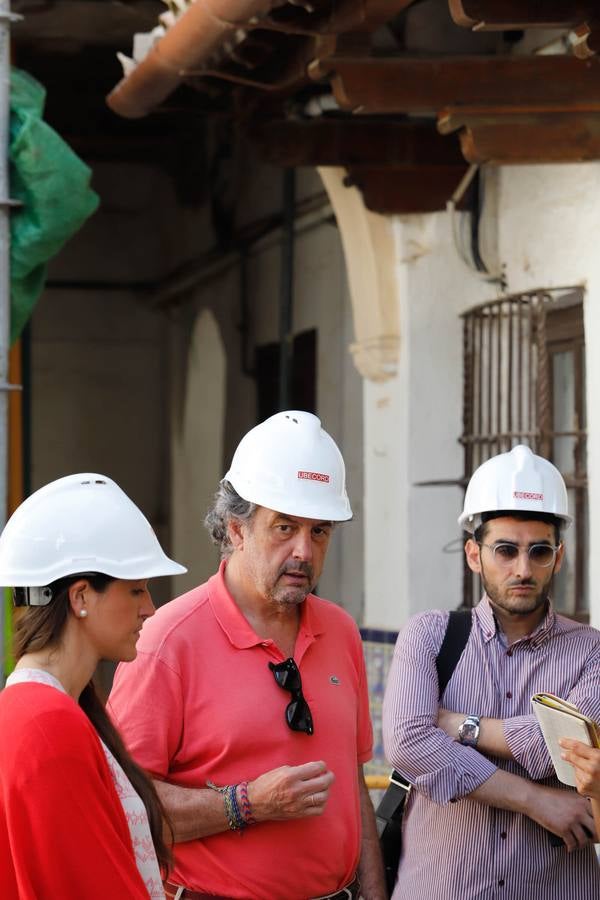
[377,609,473,894]
[387,608,472,794]
[436,608,472,698]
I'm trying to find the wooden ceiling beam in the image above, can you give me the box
[438,109,600,163]
[248,116,469,214]
[249,117,465,166]
[449,1,595,31]
[309,55,600,114]
[345,165,469,214]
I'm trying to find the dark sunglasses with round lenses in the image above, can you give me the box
[478,541,560,568]
[268,658,314,735]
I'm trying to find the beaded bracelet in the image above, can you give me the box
[227,784,245,831]
[239,781,256,825]
[207,780,247,832]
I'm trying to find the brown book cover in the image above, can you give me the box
[531,693,600,787]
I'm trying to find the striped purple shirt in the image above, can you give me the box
[382,597,600,900]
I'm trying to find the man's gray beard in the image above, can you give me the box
[270,584,312,607]
[269,561,315,606]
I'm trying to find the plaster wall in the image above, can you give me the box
[170,307,226,593]
[169,163,364,619]
[249,172,364,618]
[30,163,193,609]
[491,163,600,628]
[166,255,254,591]
[362,163,600,631]
[27,154,363,628]
[363,212,491,631]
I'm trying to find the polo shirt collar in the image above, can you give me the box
[475,593,556,648]
[295,591,325,660]
[207,560,324,650]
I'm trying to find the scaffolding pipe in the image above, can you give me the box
[0,0,9,687]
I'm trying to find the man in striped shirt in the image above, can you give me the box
[383,445,600,899]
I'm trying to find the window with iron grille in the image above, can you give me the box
[461,287,587,620]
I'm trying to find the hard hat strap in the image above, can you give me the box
[13,585,54,607]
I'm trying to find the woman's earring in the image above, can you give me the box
[78,609,88,618]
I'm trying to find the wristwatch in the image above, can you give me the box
[458,714,480,747]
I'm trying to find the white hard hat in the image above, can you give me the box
[458,444,571,533]
[0,473,186,600]
[224,410,352,521]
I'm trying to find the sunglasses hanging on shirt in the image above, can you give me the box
[269,658,314,735]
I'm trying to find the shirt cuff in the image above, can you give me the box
[504,715,554,780]
[412,752,497,805]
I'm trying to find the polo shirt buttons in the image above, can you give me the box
[498,880,505,887]
[500,832,507,840]
[506,692,512,699]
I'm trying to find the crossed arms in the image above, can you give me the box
[382,612,600,851]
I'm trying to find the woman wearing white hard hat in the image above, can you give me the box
[0,473,186,899]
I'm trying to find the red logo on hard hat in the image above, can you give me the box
[514,490,543,501]
[298,471,330,483]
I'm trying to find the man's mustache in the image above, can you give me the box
[278,560,314,581]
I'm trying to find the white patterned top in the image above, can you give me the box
[6,668,165,899]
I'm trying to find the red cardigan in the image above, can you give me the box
[0,681,150,898]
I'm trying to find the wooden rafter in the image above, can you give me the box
[449,1,596,31]
[249,117,465,166]
[439,109,600,163]
[345,165,469,213]
[309,55,600,114]
[249,117,467,213]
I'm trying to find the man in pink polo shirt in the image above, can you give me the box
[109,411,386,900]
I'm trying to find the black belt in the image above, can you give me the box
[164,876,360,900]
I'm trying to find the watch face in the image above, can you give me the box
[461,722,478,742]
[459,716,480,746]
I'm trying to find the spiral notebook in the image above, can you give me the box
[531,693,600,787]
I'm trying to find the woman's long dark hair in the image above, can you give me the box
[12,573,173,875]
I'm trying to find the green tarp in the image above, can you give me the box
[10,68,100,343]
[2,71,100,673]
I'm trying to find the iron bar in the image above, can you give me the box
[460,286,586,614]
[496,303,501,455]
[278,167,295,411]
[486,310,492,456]
[476,311,483,469]
[507,297,513,448]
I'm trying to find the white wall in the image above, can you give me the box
[250,168,364,617]
[492,163,600,628]
[171,307,226,592]
[363,212,492,630]
[362,163,600,631]
[169,162,365,618]
[32,163,188,609]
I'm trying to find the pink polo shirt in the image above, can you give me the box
[109,562,372,899]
